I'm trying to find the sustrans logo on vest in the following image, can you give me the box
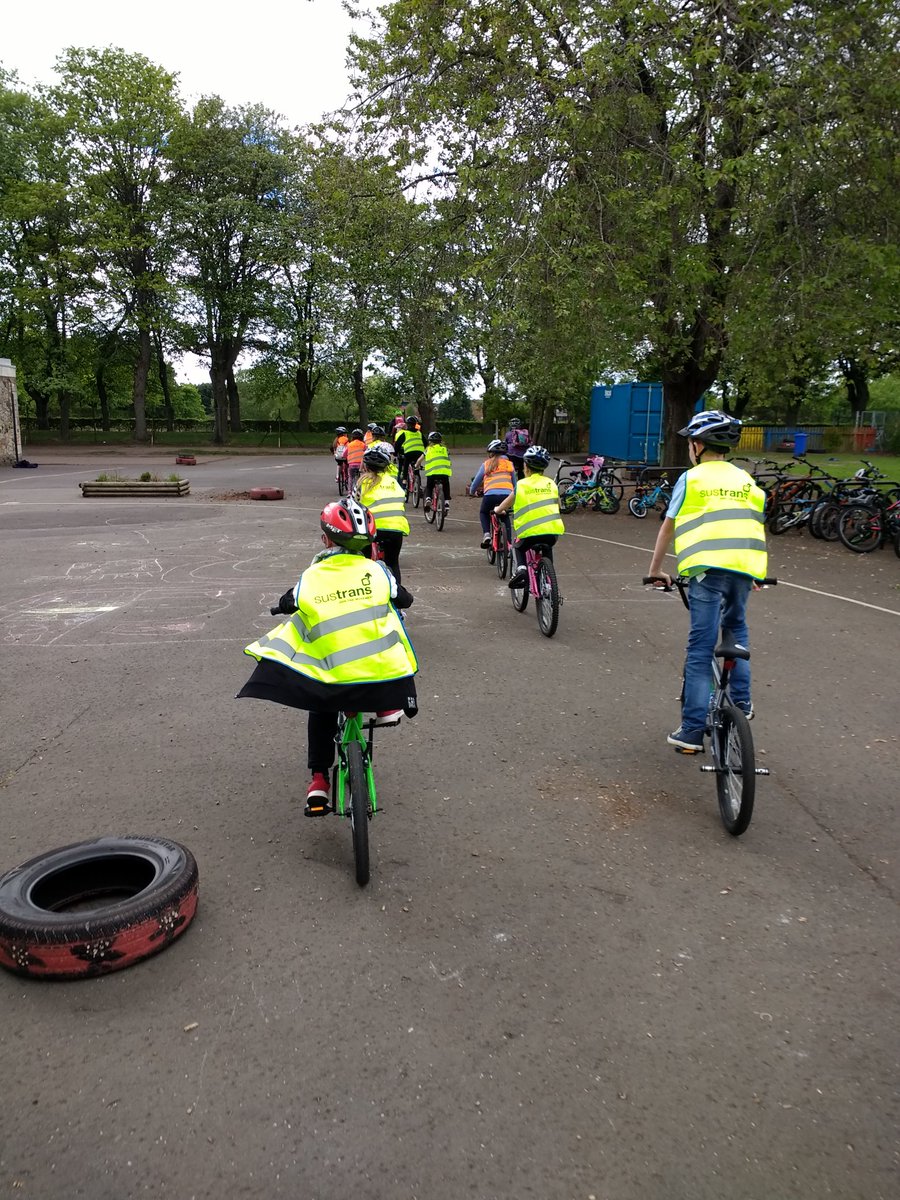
[698,482,753,499]
[313,581,374,604]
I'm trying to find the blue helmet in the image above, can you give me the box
[524,444,550,470]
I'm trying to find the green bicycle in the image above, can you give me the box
[332,711,379,887]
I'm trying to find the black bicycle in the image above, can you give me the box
[644,575,776,835]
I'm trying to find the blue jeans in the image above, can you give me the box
[682,570,753,734]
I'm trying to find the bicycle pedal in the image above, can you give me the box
[304,802,333,817]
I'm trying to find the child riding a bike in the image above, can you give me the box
[345,430,367,489]
[238,499,417,815]
[415,431,453,515]
[468,439,516,547]
[354,442,410,584]
[493,444,565,589]
[646,410,767,753]
[394,417,425,490]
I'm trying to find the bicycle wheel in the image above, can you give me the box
[895,528,900,559]
[591,490,620,515]
[510,567,528,611]
[714,706,755,836]
[486,527,497,565]
[838,504,882,552]
[600,469,624,502]
[496,522,510,579]
[435,482,446,531]
[628,496,647,518]
[809,500,840,540]
[346,740,370,887]
[558,480,578,514]
[337,464,348,495]
[535,558,560,637]
[413,472,423,509]
[423,482,436,524]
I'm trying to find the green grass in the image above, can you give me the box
[739,452,900,483]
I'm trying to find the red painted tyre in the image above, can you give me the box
[249,487,284,501]
[175,455,196,466]
[0,836,198,980]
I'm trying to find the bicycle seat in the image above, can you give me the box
[530,542,553,554]
[715,637,750,661]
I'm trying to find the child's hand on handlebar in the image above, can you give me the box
[644,572,673,589]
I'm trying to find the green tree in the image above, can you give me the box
[166,98,293,444]
[49,47,182,441]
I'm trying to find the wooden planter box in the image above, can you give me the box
[80,479,191,498]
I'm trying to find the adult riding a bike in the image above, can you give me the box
[354,442,410,584]
[238,498,418,817]
[468,439,515,549]
[416,431,453,529]
[646,410,767,754]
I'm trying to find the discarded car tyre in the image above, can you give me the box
[175,455,197,466]
[249,487,284,501]
[0,836,198,981]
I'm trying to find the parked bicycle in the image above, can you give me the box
[643,575,776,836]
[553,458,621,514]
[512,542,561,637]
[486,507,512,579]
[837,490,900,555]
[628,474,671,519]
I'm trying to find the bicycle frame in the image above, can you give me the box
[334,713,378,817]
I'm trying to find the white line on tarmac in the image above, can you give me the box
[564,529,900,617]
[235,464,295,471]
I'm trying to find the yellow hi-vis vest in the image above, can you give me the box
[398,428,424,456]
[244,554,417,685]
[673,460,767,579]
[358,474,409,534]
[512,473,565,539]
[423,443,452,477]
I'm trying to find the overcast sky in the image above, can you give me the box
[1,0,360,127]
[2,1,368,382]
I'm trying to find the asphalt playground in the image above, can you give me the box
[0,446,898,1199]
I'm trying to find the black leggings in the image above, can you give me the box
[365,530,404,584]
[425,473,451,500]
[514,534,557,568]
[308,711,339,773]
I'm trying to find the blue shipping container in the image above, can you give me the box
[590,382,663,463]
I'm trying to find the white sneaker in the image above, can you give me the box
[372,710,403,727]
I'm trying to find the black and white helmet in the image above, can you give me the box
[678,409,742,448]
[363,443,393,471]
[486,439,505,455]
[427,431,443,444]
[524,444,551,470]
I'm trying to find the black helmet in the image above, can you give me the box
[371,424,385,437]
[524,444,551,470]
[486,439,505,455]
[405,415,420,430]
[678,410,742,448]
[427,431,443,444]
[363,443,392,471]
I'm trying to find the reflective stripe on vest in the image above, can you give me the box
[673,461,767,578]
[359,476,409,534]
[483,458,515,494]
[424,445,452,476]
[244,555,417,685]
[346,440,365,468]
[400,430,424,455]
[512,475,565,538]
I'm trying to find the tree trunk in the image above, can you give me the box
[227,368,242,433]
[32,389,50,429]
[156,336,174,432]
[839,357,869,417]
[95,362,111,431]
[348,361,366,427]
[412,371,435,435]
[294,365,314,431]
[132,328,151,442]
[210,359,229,445]
[58,391,71,441]
[661,356,722,469]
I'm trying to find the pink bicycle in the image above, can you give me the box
[510,541,561,637]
